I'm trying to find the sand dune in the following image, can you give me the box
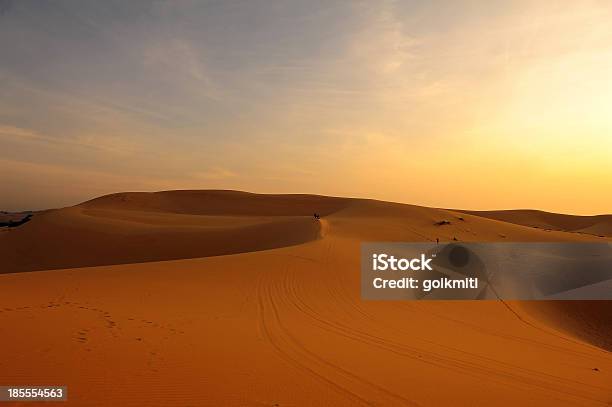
[518,301,612,352]
[2,191,604,274]
[0,191,352,273]
[0,207,322,273]
[0,191,610,406]
[81,190,350,216]
[462,209,612,237]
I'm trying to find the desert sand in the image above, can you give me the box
[464,209,612,238]
[0,190,610,406]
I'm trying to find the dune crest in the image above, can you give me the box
[2,191,606,274]
[80,190,350,216]
[462,209,612,237]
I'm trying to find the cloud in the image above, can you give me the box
[0,124,137,156]
[0,1,610,214]
[348,1,417,75]
[0,0,12,16]
[0,125,48,142]
[192,167,238,180]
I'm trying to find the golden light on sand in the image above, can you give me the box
[1,191,611,405]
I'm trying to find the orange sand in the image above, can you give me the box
[0,191,610,406]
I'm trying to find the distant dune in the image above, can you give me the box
[80,190,349,216]
[462,209,612,237]
[0,190,610,406]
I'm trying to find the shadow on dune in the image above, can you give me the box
[0,191,347,274]
[0,213,33,228]
[80,190,350,216]
[519,300,612,352]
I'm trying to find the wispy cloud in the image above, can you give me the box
[192,167,238,180]
[0,0,11,16]
[1,1,611,214]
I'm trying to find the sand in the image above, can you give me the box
[462,209,612,238]
[0,191,610,406]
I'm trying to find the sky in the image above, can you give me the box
[1,0,611,214]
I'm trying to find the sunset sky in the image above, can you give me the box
[1,0,611,214]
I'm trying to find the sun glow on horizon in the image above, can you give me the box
[0,1,610,214]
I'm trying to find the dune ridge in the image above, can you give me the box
[462,209,612,237]
[80,190,351,216]
[2,191,607,274]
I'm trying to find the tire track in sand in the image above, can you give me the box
[256,270,421,406]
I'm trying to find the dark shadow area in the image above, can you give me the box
[0,213,33,228]
[520,300,612,352]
